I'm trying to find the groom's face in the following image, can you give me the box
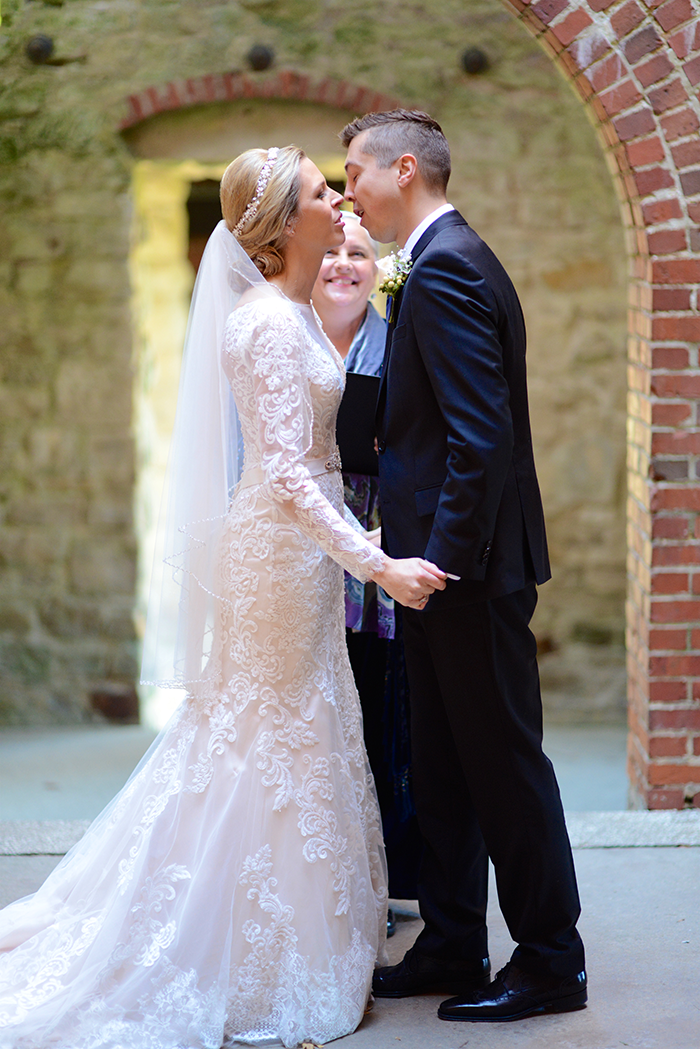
[344,132,401,245]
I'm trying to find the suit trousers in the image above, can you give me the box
[402,584,585,979]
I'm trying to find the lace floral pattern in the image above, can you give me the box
[0,297,387,1049]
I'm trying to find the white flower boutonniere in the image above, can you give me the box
[378,249,412,323]
[378,248,413,297]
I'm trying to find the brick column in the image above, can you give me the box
[505,0,700,807]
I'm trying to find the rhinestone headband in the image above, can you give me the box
[232,147,280,237]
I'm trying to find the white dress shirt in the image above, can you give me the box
[403,203,455,256]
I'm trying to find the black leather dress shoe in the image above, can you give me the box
[438,962,587,1022]
[373,947,490,998]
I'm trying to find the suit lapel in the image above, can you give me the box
[376,282,406,417]
[376,212,467,424]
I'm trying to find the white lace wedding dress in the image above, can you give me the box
[0,296,388,1049]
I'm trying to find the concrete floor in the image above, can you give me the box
[0,722,698,1048]
[0,724,160,820]
[364,848,700,1049]
[1,847,697,1048]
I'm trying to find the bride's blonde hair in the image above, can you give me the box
[220,145,304,277]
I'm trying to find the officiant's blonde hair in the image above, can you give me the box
[341,210,380,258]
[220,145,304,277]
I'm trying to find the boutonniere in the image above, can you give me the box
[378,248,412,322]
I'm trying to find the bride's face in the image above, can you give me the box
[290,158,346,254]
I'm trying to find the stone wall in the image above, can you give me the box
[0,0,628,725]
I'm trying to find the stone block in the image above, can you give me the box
[539,642,627,722]
[572,621,625,646]
[87,498,134,529]
[15,261,55,297]
[56,361,132,427]
[88,437,135,490]
[69,540,136,596]
[542,257,614,291]
[100,603,137,642]
[52,647,111,685]
[87,324,133,365]
[8,224,66,261]
[0,683,49,727]
[53,191,130,221]
[0,342,51,387]
[38,596,134,644]
[28,429,84,480]
[63,219,131,263]
[0,605,33,635]
[0,642,51,686]
[64,259,129,300]
[38,597,101,640]
[106,646,140,680]
[7,496,86,529]
[12,531,70,588]
[44,689,93,724]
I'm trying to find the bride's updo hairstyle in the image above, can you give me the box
[220,145,304,277]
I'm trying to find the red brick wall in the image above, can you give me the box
[121,0,700,808]
[118,71,400,130]
[505,0,700,808]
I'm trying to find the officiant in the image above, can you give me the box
[312,213,422,918]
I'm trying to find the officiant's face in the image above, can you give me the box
[344,133,401,244]
[313,223,377,316]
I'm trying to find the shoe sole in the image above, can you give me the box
[374,977,491,1000]
[438,988,588,1022]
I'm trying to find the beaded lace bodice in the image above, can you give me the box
[223,295,384,582]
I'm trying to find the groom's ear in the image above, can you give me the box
[396,153,418,188]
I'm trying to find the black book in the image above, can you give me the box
[336,371,380,477]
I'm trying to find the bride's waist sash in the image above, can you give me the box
[238,448,342,490]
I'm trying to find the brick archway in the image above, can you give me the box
[118,71,400,131]
[500,1,700,808]
[121,0,700,808]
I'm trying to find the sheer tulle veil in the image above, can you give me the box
[141,220,270,689]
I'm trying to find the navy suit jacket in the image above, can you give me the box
[376,210,550,607]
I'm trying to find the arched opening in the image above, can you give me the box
[122,70,630,805]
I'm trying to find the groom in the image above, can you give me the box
[340,110,586,1022]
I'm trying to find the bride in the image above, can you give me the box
[0,145,446,1049]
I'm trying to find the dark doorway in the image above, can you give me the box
[187,179,222,273]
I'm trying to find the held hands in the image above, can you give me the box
[371,556,447,610]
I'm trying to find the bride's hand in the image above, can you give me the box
[365,527,382,547]
[371,556,447,609]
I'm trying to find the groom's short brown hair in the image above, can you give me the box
[340,109,451,193]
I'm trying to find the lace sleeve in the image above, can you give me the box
[229,301,385,583]
[343,503,366,535]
